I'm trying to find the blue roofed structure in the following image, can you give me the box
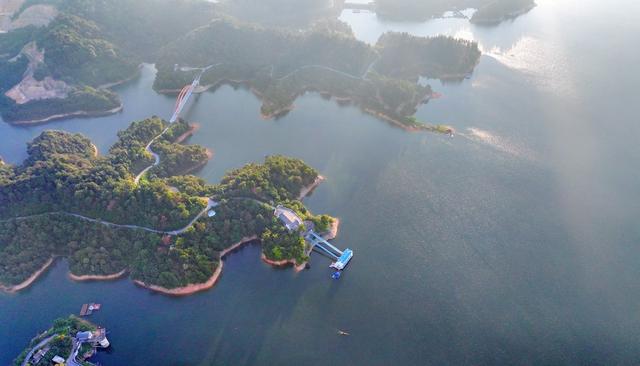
[76,331,93,342]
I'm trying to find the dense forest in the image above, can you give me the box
[0,86,121,123]
[0,119,333,289]
[32,14,137,86]
[217,155,319,203]
[375,33,480,80]
[0,117,207,229]
[376,0,534,22]
[470,0,536,24]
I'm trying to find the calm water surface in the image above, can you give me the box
[2,0,640,364]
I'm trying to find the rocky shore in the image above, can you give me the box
[0,257,54,293]
[68,269,127,282]
[133,235,259,296]
[7,104,123,125]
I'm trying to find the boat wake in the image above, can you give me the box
[459,127,536,161]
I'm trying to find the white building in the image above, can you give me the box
[274,205,303,232]
[52,355,66,364]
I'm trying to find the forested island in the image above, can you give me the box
[13,316,105,366]
[375,0,535,24]
[0,0,480,130]
[470,0,536,24]
[0,117,335,293]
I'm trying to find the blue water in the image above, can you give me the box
[2,0,640,364]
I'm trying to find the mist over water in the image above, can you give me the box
[2,0,640,364]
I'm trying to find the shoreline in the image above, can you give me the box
[323,218,340,241]
[98,65,143,89]
[171,147,213,177]
[299,175,325,200]
[134,264,223,296]
[133,235,259,296]
[15,172,333,296]
[263,217,341,271]
[0,257,54,293]
[261,254,306,272]
[1,178,339,295]
[68,269,127,282]
[5,65,138,126]
[174,123,201,144]
[6,104,124,126]
[156,80,443,134]
[470,3,536,25]
[363,108,420,132]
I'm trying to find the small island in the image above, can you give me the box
[470,0,536,24]
[375,0,535,24]
[13,315,110,366]
[0,117,337,294]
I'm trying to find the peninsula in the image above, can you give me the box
[0,117,336,294]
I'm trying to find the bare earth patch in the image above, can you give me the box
[0,1,57,32]
[6,75,70,104]
[0,0,24,32]
[5,41,71,104]
[9,4,58,30]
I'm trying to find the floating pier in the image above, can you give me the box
[330,248,354,270]
[305,231,353,270]
[274,206,354,272]
[79,303,102,316]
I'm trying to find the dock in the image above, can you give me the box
[273,205,354,273]
[305,230,353,270]
[330,248,354,270]
[79,303,102,317]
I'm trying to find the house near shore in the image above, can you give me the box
[76,328,110,348]
[274,205,303,232]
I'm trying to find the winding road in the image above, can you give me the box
[3,67,220,236]
[133,125,168,185]
[273,56,380,82]
[0,199,217,235]
[20,335,55,366]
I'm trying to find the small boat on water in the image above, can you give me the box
[332,271,341,279]
[338,330,350,336]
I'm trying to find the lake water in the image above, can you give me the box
[2,0,640,364]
